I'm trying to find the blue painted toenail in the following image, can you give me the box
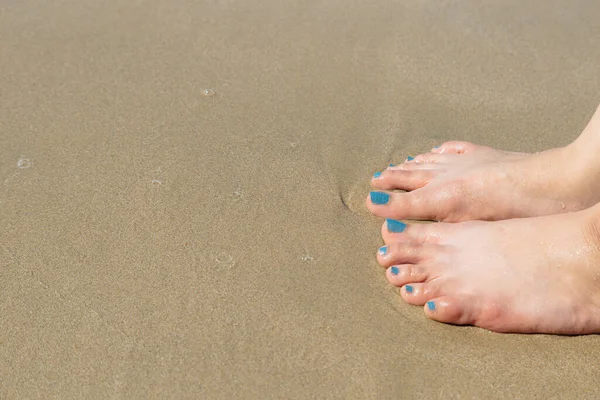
[386,218,406,233]
[405,285,414,293]
[378,246,388,256]
[433,146,439,149]
[373,171,382,178]
[407,156,415,161]
[390,266,399,275]
[370,191,390,205]
[427,301,435,311]
[389,163,395,167]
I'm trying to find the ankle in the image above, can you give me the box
[560,138,600,192]
[568,105,600,165]
[582,202,600,242]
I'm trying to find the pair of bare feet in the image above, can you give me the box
[365,105,600,334]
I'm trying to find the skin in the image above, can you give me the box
[365,106,600,222]
[377,207,600,334]
[367,105,600,334]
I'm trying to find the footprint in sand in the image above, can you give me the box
[339,181,368,214]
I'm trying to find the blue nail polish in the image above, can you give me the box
[427,301,435,311]
[433,146,439,149]
[370,191,390,205]
[378,246,388,256]
[373,171,382,178]
[390,266,399,275]
[405,285,414,293]
[407,156,415,161]
[386,218,406,233]
[389,163,395,167]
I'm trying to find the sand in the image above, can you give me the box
[2,0,600,398]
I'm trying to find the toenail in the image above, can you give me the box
[370,191,390,205]
[389,163,395,167]
[378,246,388,256]
[386,218,406,233]
[390,266,399,275]
[427,301,435,311]
[433,146,439,149]
[405,285,414,293]
[373,171,382,178]
[407,156,414,161]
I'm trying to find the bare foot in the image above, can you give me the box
[376,211,600,334]
[366,107,600,222]
[419,140,526,161]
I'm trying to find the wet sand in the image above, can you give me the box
[2,0,600,398]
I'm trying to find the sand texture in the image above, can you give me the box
[2,0,600,398]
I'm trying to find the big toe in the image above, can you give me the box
[381,219,461,244]
[367,189,458,221]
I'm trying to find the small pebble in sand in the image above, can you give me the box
[232,187,244,201]
[202,88,216,97]
[152,179,162,185]
[301,253,315,263]
[17,158,33,169]
[214,252,235,268]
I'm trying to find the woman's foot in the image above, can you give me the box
[366,106,600,222]
[377,210,600,334]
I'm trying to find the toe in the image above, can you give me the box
[376,242,438,267]
[370,169,437,191]
[423,296,475,326]
[386,264,431,287]
[367,188,456,221]
[411,152,452,164]
[381,218,408,237]
[366,190,393,213]
[389,162,440,171]
[432,141,483,154]
[400,282,441,306]
[381,220,458,244]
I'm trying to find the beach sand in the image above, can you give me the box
[2,0,600,398]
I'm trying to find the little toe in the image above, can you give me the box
[400,282,440,306]
[386,264,430,287]
[423,296,476,326]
